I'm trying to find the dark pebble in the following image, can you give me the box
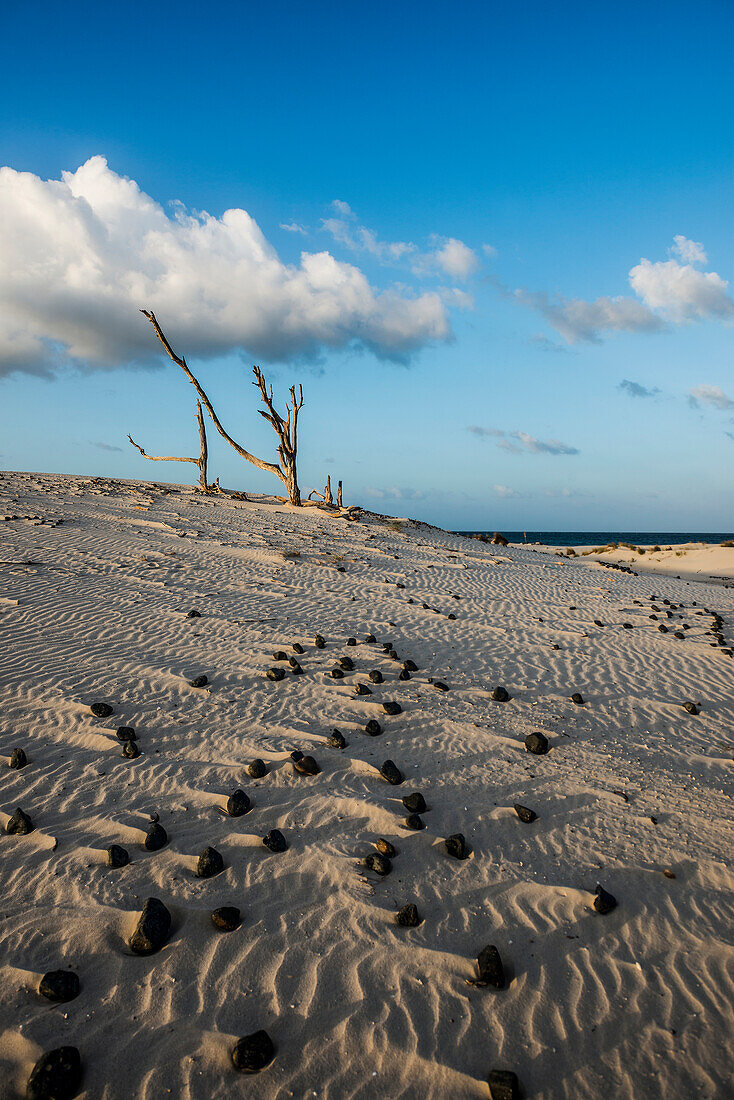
[593,884,618,914]
[404,813,425,830]
[9,747,27,769]
[314,634,326,648]
[364,634,376,643]
[525,732,549,755]
[623,622,633,629]
[445,833,468,859]
[396,903,421,927]
[682,701,699,715]
[327,729,347,749]
[658,624,668,633]
[5,807,33,835]
[263,829,287,852]
[354,682,372,696]
[290,661,304,675]
[186,609,201,618]
[594,620,604,627]
[368,670,384,684]
[376,838,397,857]
[122,740,140,759]
[403,660,418,672]
[571,692,584,705]
[197,846,224,878]
[39,970,80,1003]
[492,687,510,702]
[292,643,304,654]
[365,719,382,736]
[26,1047,82,1100]
[398,669,411,681]
[211,906,240,931]
[346,637,357,646]
[364,853,392,875]
[382,701,402,715]
[272,651,287,661]
[674,631,684,640]
[90,702,113,718]
[329,668,344,679]
[266,668,285,681]
[144,822,168,851]
[227,789,251,816]
[432,682,449,692]
[115,726,137,742]
[477,944,505,989]
[248,759,268,778]
[106,844,129,868]
[231,1030,275,1074]
[129,897,172,954]
[339,656,354,670]
[402,793,427,814]
[488,1069,520,1100]
[293,755,321,776]
[189,675,208,688]
[514,804,537,823]
[290,750,303,762]
[380,760,403,785]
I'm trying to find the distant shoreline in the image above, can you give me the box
[458,530,734,548]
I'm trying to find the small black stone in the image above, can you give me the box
[314,634,326,648]
[272,651,288,661]
[658,624,668,633]
[364,853,392,875]
[263,829,287,852]
[368,670,384,684]
[327,729,347,749]
[376,838,397,857]
[388,649,399,660]
[674,631,685,640]
[231,1029,275,1074]
[5,807,33,835]
[248,759,268,778]
[292,642,304,654]
[492,686,510,702]
[593,884,618,914]
[682,701,699,715]
[432,682,449,693]
[382,701,402,715]
[122,740,140,759]
[9,747,27,769]
[189,675,208,688]
[623,622,633,629]
[266,668,285,681]
[227,789,251,816]
[339,656,354,670]
[380,759,403,785]
[488,1069,520,1100]
[570,692,584,705]
[354,682,372,696]
[211,906,240,931]
[346,637,357,646]
[404,813,425,830]
[26,1046,82,1100]
[477,945,505,989]
[594,620,604,627]
[403,660,418,672]
[186,609,202,618]
[290,661,304,675]
[445,833,468,859]
[398,669,411,681]
[106,844,129,868]
[293,755,320,775]
[396,903,421,927]
[525,732,549,755]
[39,970,80,1003]
[197,846,224,878]
[402,792,427,814]
[365,719,382,736]
[329,668,344,679]
[129,897,172,954]
[144,822,168,851]
[90,702,113,718]
[514,804,537,823]
[115,726,137,741]
[290,750,304,762]
[364,634,376,643]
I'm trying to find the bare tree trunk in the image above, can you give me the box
[140,310,304,506]
[337,480,343,507]
[323,475,333,505]
[128,399,213,492]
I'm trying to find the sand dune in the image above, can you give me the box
[1,471,733,1098]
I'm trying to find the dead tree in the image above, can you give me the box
[140,310,304,506]
[128,401,212,491]
[337,480,343,507]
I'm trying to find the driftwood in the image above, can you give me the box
[140,310,304,506]
[128,401,213,491]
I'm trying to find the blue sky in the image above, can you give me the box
[1,0,733,529]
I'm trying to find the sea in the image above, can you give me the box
[457,531,734,547]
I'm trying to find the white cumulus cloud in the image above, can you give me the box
[671,235,707,265]
[0,158,452,375]
[687,384,733,410]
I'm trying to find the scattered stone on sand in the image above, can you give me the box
[231,1030,275,1074]
[339,656,354,670]
[674,631,685,640]
[365,719,382,736]
[189,675,208,688]
[376,838,397,857]
[107,844,129,868]
[354,682,372,696]
[90,702,113,718]
[514,804,537,823]
[292,643,304,654]
[327,729,347,749]
[129,897,172,955]
[492,686,510,702]
[329,668,345,679]
[432,681,449,693]
[380,760,403,785]
[9,747,27,769]
[473,944,505,989]
[594,620,604,627]
[682,701,700,715]
[293,755,321,775]
[663,868,677,879]
[115,726,137,742]
[488,1069,520,1100]
[186,609,202,618]
[248,759,268,778]
[266,668,285,681]
[445,833,469,859]
[396,903,421,927]
[593,884,618,914]
[404,813,425,830]
[263,829,287,852]
[364,853,392,875]
[364,634,376,643]
[403,660,418,672]
[122,740,140,759]
[314,633,326,648]
[144,822,168,851]
[197,846,224,878]
[290,750,303,762]
[39,970,80,1003]
[382,701,402,715]
[398,669,411,681]
[211,906,240,931]
[368,670,384,684]
[272,651,287,661]
[525,732,549,755]
[5,807,33,835]
[227,789,251,816]
[26,1046,82,1100]
[402,792,427,814]
[570,692,584,705]
[623,622,633,629]
[658,624,668,633]
[388,649,399,660]
[346,637,357,647]
[290,661,304,675]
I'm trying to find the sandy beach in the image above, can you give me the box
[1,470,733,1099]
[514,542,734,586]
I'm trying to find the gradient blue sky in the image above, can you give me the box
[1,0,733,529]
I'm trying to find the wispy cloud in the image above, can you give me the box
[619,379,661,398]
[90,440,123,452]
[687,384,734,410]
[365,486,425,501]
[493,484,525,498]
[469,426,579,455]
[279,221,308,234]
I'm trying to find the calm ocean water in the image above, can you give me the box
[457,531,734,547]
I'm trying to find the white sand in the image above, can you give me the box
[516,541,734,584]
[1,471,733,1099]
